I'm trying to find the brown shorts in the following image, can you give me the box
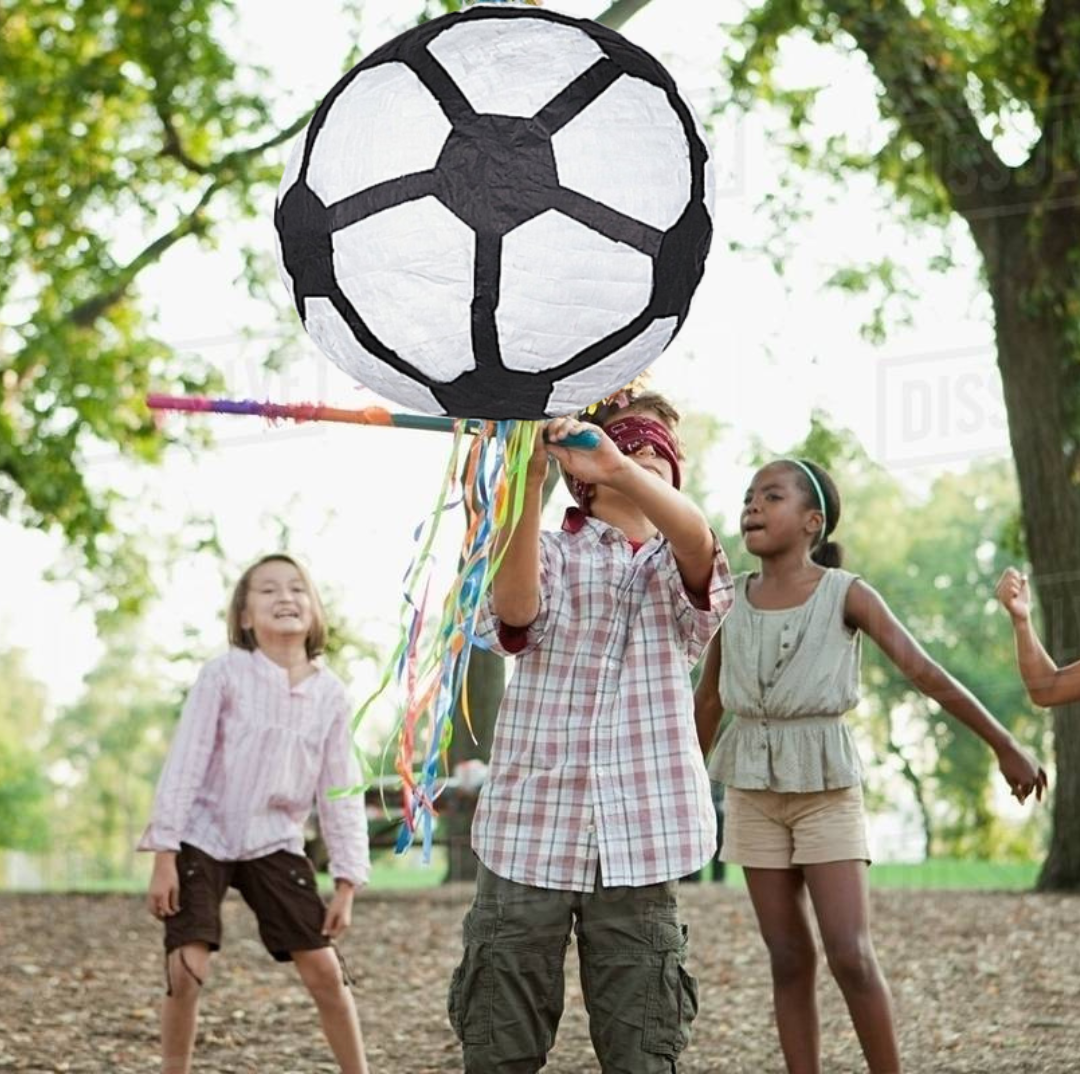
[720,785,871,869]
[165,844,329,962]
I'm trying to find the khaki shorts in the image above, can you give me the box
[720,785,871,869]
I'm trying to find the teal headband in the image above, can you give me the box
[785,459,829,544]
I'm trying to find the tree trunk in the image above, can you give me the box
[986,215,1080,889]
[1039,708,1080,890]
[444,646,503,882]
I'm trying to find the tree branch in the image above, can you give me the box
[69,180,222,327]
[156,102,212,175]
[595,0,654,31]
[218,109,312,169]
[68,108,312,328]
[824,0,1016,222]
[886,728,934,857]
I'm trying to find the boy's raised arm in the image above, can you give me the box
[491,429,548,628]
[607,464,716,596]
[545,417,715,597]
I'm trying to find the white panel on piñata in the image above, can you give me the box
[334,197,476,383]
[426,16,604,118]
[308,64,451,206]
[498,210,652,374]
[275,5,715,418]
[304,298,446,415]
[553,76,691,232]
[546,317,678,416]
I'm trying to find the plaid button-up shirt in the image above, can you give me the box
[472,508,735,890]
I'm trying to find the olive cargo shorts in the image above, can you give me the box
[447,863,699,1073]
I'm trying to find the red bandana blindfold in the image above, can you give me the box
[568,416,682,509]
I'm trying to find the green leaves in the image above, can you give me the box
[0,650,51,854]
[46,630,181,879]
[0,0,310,613]
[824,258,919,343]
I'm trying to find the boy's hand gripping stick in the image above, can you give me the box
[545,429,601,450]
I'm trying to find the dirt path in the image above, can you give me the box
[1,886,1077,1073]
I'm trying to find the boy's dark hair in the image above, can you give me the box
[227,554,328,659]
[786,460,844,568]
[579,390,685,458]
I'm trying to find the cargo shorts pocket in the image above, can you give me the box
[173,846,220,923]
[642,921,699,1057]
[447,904,499,1046]
[176,845,205,889]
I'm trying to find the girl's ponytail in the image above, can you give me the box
[812,538,844,569]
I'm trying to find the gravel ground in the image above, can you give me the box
[0,886,1078,1073]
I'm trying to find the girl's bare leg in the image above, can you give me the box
[161,944,211,1073]
[745,868,822,1072]
[293,947,368,1073]
[803,860,901,1073]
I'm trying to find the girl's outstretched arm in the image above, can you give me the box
[996,567,1080,707]
[845,579,1048,804]
[694,631,724,755]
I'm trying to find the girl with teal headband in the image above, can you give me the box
[694,458,1047,1073]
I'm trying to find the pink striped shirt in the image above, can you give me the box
[138,648,369,885]
[471,509,735,891]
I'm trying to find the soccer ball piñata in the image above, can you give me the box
[275,3,715,419]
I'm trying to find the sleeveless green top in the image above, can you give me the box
[707,568,864,792]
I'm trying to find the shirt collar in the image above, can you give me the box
[560,506,661,551]
[561,506,615,543]
[561,506,589,534]
[251,647,323,693]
